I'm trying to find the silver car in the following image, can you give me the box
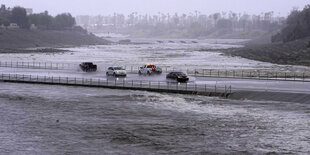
[106,67,127,76]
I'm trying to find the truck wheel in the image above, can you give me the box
[147,71,151,75]
[113,73,116,76]
[106,72,109,76]
[138,71,142,75]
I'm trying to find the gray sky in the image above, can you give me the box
[1,0,309,16]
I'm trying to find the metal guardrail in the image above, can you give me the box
[1,61,309,82]
[187,69,310,82]
[0,73,232,98]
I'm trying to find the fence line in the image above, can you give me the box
[0,73,232,98]
[0,61,309,82]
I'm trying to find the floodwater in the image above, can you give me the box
[0,38,310,154]
[0,82,309,154]
[0,38,309,72]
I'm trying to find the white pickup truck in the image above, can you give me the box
[138,64,162,75]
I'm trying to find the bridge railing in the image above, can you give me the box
[0,73,232,97]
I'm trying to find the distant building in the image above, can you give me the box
[7,23,19,29]
[25,8,33,15]
[0,24,6,29]
[30,24,37,30]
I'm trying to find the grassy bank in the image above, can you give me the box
[0,29,110,49]
[226,37,310,66]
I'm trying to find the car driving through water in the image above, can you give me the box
[79,62,97,72]
[106,67,127,76]
[166,72,189,82]
[138,64,162,75]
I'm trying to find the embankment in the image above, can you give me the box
[0,29,111,49]
[226,37,310,66]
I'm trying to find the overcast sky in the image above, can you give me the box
[1,0,309,16]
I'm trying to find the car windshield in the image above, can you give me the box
[147,65,155,68]
[113,67,124,70]
[175,72,186,76]
[84,62,93,65]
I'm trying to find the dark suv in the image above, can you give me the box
[79,62,97,72]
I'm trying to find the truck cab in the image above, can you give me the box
[138,64,162,75]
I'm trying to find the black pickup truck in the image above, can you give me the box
[79,62,97,72]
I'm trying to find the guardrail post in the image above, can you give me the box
[98,79,100,86]
[123,79,125,87]
[90,78,92,85]
[82,78,84,84]
[149,81,151,88]
[115,78,116,86]
[195,84,197,91]
[140,81,142,88]
[186,83,187,91]
[132,80,133,87]
[303,73,305,82]
[158,81,160,89]
[176,82,178,90]
[205,84,207,92]
[209,70,211,76]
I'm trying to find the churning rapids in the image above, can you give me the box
[0,38,310,154]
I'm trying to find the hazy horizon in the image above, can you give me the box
[1,0,309,16]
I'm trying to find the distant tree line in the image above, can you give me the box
[0,4,75,30]
[76,11,285,37]
[272,5,310,42]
